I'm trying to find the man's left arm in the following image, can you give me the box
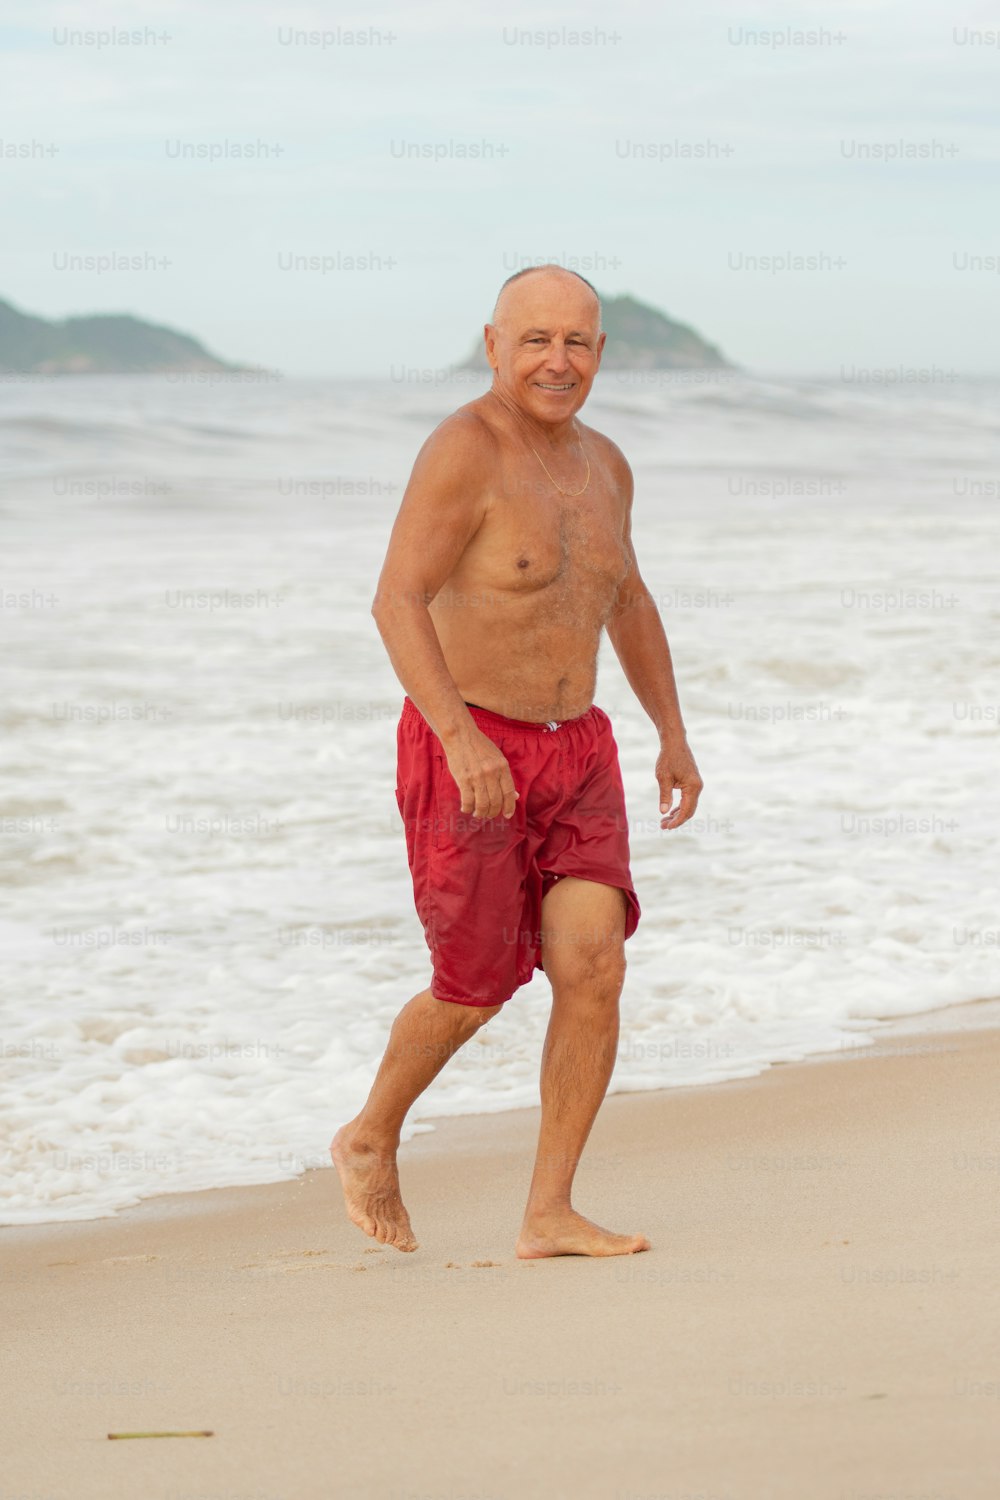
[605,454,703,830]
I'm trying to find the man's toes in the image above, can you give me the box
[349,1208,374,1237]
[615,1234,649,1256]
[381,1215,415,1251]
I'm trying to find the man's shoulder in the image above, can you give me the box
[578,423,634,493]
[406,402,500,503]
[420,400,501,465]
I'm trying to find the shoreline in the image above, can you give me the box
[6,1019,1000,1498]
[5,993,999,1236]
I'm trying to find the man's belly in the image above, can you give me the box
[431,606,604,723]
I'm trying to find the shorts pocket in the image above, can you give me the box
[430,752,448,849]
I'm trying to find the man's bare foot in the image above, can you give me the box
[516,1207,650,1259]
[330,1125,418,1253]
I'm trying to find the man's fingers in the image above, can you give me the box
[484,772,517,820]
[471,774,503,820]
[499,768,519,819]
[452,741,516,821]
[661,778,702,829]
[472,776,493,819]
[458,774,495,818]
[477,755,515,820]
[662,790,693,828]
[658,781,677,828]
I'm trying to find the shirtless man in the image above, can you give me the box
[331,264,702,1259]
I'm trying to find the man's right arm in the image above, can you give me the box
[371,414,518,820]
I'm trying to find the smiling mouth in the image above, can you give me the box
[534,382,575,391]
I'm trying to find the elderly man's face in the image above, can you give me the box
[485,275,605,426]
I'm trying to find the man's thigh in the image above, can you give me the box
[540,876,627,995]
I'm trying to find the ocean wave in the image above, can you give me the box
[1,373,998,1223]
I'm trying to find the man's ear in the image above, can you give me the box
[484,323,500,371]
[594,329,607,367]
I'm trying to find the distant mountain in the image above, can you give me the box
[0,295,244,374]
[457,292,734,371]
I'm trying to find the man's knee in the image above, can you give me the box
[584,945,626,1000]
[547,941,626,1001]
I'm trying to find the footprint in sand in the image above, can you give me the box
[240,1250,359,1275]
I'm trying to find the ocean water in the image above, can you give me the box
[1,369,998,1225]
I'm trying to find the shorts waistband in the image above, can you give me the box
[401,696,599,735]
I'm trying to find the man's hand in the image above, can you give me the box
[442,726,519,821]
[656,739,703,830]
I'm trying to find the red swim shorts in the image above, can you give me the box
[395,696,641,1007]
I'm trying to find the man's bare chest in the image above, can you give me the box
[469,475,629,597]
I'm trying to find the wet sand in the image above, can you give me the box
[5,1025,999,1500]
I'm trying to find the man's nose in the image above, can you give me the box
[545,341,570,372]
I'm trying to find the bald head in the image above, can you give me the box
[492,265,602,330]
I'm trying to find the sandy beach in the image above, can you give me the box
[4,1022,998,1500]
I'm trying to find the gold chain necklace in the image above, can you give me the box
[527,425,591,497]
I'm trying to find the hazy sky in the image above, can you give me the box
[2,0,997,375]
